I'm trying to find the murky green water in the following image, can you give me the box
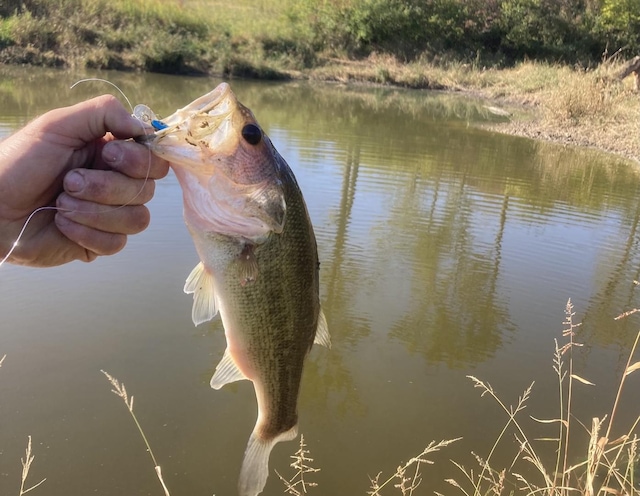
[1,67,639,495]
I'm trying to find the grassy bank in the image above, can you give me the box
[1,0,639,161]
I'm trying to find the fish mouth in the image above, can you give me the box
[134,82,238,168]
[135,83,287,238]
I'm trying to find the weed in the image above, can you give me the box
[269,297,637,495]
[19,436,46,496]
[276,434,321,495]
[445,298,640,496]
[101,370,171,496]
[368,439,462,496]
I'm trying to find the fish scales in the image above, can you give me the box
[213,162,320,439]
[135,83,330,496]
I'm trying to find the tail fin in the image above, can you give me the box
[238,425,298,496]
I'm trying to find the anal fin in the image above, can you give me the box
[210,348,249,389]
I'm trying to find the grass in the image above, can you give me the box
[228,298,640,495]
[1,0,640,160]
[279,298,639,496]
[3,297,639,495]
[101,370,172,496]
[0,356,47,496]
[276,435,321,495]
[19,437,46,496]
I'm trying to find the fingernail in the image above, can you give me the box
[64,170,85,193]
[103,141,124,164]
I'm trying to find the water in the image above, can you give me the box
[1,67,639,495]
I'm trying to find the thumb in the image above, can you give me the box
[34,95,151,145]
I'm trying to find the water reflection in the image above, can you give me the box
[1,66,639,496]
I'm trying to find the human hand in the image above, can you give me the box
[0,95,170,267]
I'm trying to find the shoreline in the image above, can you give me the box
[2,57,639,164]
[2,0,639,164]
[288,59,640,164]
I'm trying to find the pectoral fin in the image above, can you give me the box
[313,309,331,348]
[184,261,217,326]
[210,348,249,389]
[237,244,259,286]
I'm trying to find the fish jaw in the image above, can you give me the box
[141,82,288,241]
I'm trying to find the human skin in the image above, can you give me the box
[0,95,170,267]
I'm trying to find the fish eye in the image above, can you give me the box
[241,123,262,145]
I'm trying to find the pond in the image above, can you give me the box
[1,66,639,495]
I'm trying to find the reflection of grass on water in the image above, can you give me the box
[5,300,639,495]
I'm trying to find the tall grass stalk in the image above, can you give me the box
[558,298,588,490]
[449,299,640,496]
[367,438,461,496]
[0,356,46,495]
[19,436,46,496]
[276,434,321,495]
[101,370,171,496]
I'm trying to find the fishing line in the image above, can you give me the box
[0,207,59,267]
[0,79,156,269]
[70,78,154,208]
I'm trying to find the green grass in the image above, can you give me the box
[1,0,639,160]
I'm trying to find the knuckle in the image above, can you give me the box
[84,177,109,200]
[95,94,121,110]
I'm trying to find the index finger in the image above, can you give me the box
[101,140,170,180]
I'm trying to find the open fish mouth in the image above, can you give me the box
[133,82,239,169]
[133,82,287,239]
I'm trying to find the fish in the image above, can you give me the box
[133,83,330,496]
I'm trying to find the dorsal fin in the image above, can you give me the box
[183,261,218,326]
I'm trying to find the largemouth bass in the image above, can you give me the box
[134,83,330,496]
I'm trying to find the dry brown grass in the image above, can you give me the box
[276,435,321,496]
[479,61,640,162]
[279,299,639,496]
[5,294,638,496]
[305,56,640,161]
[0,356,47,496]
[19,436,46,496]
[101,370,172,496]
[437,299,640,496]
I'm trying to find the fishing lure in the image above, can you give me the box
[133,104,167,131]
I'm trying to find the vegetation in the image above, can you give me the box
[1,0,639,161]
[9,299,637,495]
[2,0,640,75]
[282,300,640,495]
